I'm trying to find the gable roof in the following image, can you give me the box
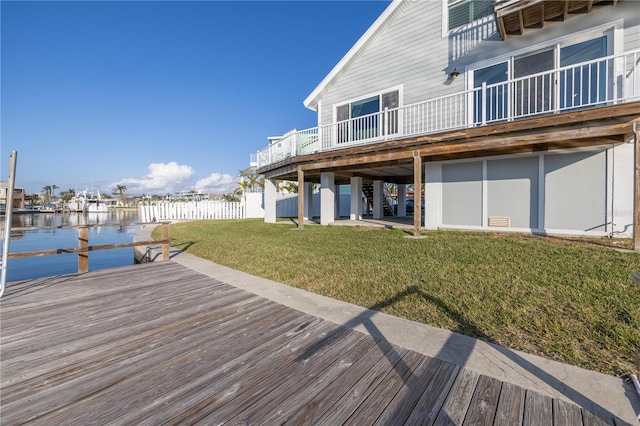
[303,0,402,111]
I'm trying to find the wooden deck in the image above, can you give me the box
[0,261,621,425]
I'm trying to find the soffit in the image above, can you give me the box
[494,0,621,40]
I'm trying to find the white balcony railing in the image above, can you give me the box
[254,49,640,169]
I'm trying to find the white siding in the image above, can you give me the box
[316,1,639,125]
[320,1,457,124]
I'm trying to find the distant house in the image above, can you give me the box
[0,181,25,210]
[251,0,640,239]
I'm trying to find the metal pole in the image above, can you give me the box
[1,150,18,298]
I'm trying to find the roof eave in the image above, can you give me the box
[303,0,403,110]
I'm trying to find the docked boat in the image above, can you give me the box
[40,203,62,213]
[65,190,109,213]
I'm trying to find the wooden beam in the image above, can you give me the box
[257,103,640,176]
[496,14,508,40]
[299,119,634,172]
[413,151,422,237]
[162,222,169,261]
[518,10,525,35]
[298,167,305,230]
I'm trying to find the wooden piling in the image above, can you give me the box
[78,226,89,273]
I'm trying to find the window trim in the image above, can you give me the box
[442,0,496,37]
[465,24,618,125]
[332,85,403,124]
[464,20,620,83]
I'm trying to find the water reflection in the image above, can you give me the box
[2,209,143,282]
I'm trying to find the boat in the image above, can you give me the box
[40,203,62,213]
[87,191,109,213]
[65,190,109,213]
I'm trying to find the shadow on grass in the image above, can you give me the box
[369,284,496,343]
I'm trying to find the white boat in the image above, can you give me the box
[87,191,109,213]
[65,190,109,213]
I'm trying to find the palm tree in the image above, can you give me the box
[237,170,265,194]
[222,191,240,202]
[59,189,76,203]
[41,185,52,203]
[51,185,59,200]
[280,181,298,193]
[112,185,127,206]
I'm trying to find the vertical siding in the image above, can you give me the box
[316,1,639,125]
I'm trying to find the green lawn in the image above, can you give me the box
[154,218,640,378]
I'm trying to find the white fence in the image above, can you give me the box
[138,193,265,222]
[139,201,245,222]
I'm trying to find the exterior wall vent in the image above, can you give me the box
[488,216,510,227]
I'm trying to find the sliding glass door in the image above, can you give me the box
[471,35,608,124]
[513,49,555,116]
[559,36,607,109]
[473,62,508,124]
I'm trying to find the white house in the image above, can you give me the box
[252,0,640,240]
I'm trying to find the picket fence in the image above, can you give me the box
[139,201,245,222]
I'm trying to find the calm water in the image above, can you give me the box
[2,210,144,282]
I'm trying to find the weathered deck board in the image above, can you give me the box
[433,367,480,425]
[463,374,503,425]
[0,261,623,425]
[494,381,526,425]
[555,398,586,426]
[523,389,553,425]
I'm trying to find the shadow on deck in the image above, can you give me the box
[0,261,636,425]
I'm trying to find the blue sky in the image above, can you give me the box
[1,0,391,196]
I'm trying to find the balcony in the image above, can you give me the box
[253,49,640,170]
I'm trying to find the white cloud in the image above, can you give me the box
[113,162,239,195]
[115,162,195,194]
[195,172,237,194]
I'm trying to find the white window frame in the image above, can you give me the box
[332,85,404,122]
[464,22,619,125]
[465,20,620,80]
[332,85,404,144]
[442,0,496,37]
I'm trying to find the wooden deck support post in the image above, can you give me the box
[162,222,170,261]
[634,122,640,251]
[413,150,422,237]
[298,167,305,229]
[78,226,89,273]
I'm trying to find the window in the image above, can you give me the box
[448,0,494,31]
[473,62,508,123]
[336,90,399,143]
[471,35,609,124]
[513,49,555,115]
[559,36,607,109]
